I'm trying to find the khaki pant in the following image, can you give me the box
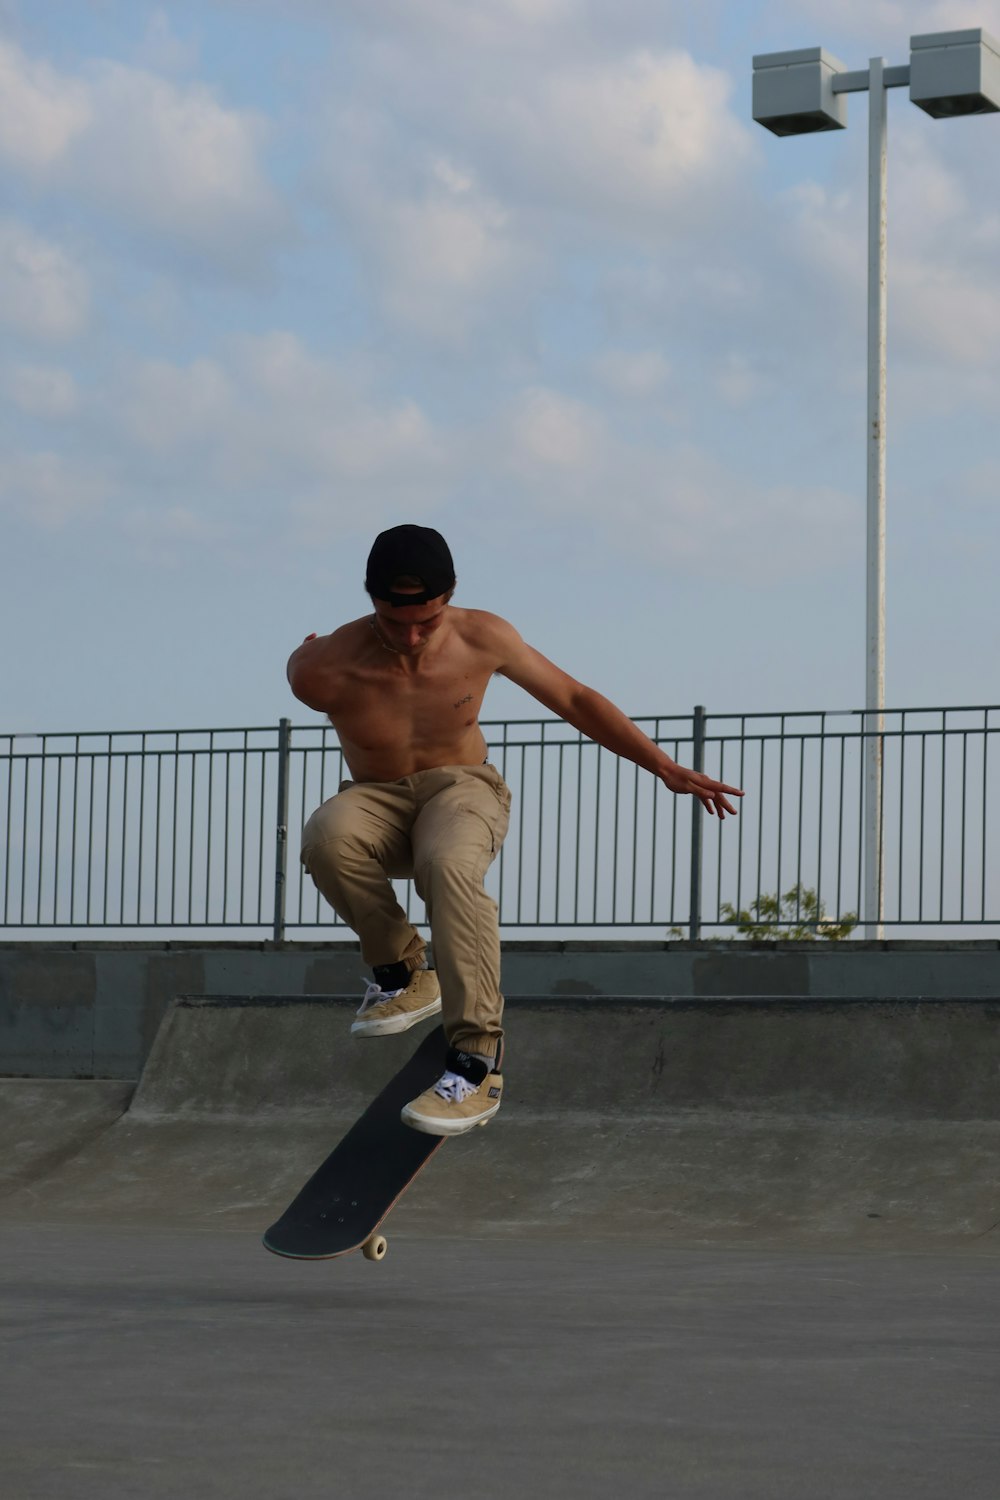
[301,763,512,1058]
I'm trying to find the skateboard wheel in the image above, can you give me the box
[363,1235,388,1262]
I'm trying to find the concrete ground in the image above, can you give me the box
[3,1225,998,1500]
[3,994,999,1498]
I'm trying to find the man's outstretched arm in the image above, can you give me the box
[492,618,743,818]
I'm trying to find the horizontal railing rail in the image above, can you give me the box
[1,705,997,939]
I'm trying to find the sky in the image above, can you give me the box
[2,0,1000,738]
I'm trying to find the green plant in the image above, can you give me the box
[719,884,857,942]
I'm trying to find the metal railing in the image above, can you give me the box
[2,706,997,939]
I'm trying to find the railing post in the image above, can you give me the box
[273,718,291,944]
[689,704,706,941]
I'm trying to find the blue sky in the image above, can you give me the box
[3,0,999,737]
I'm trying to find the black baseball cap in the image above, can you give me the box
[365,524,456,608]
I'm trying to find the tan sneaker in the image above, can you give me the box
[401,1049,502,1136]
[351,968,441,1037]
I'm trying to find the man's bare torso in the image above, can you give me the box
[287,607,504,782]
[287,593,743,819]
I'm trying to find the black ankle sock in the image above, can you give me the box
[445,1047,492,1086]
[372,961,409,992]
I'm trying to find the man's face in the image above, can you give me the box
[371,588,452,654]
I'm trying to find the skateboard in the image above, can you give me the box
[262,1024,446,1263]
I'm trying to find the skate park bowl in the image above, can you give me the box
[3,993,999,1251]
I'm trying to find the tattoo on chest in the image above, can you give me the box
[453,693,474,710]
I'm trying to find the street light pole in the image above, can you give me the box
[753,29,1000,940]
[865,57,888,938]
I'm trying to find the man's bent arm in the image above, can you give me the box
[563,684,676,774]
[492,619,743,818]
[287,632,338,715]
[562,687,741,817]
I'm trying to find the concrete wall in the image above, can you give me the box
[2,939,999,1078]
[6,994,1000,1247]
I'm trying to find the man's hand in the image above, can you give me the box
[658,762,744,819]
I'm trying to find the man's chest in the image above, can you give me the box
[335,658,493,739]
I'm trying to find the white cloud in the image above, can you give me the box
[0,39,90,171]
[110,333,453,537]
[882,125,1000,368]
[0,450,109,529]
[374,45,757,236]
[332,0,576,46]
[78,62,285,269]
[891,131,967,236]
[962,457,1000,509]
[227,333,445,488]
[769,121,1000,378]
[319,44,753,338]
[715,352,775,408]
[3,363,79,417]
[591,349,671,396]
[789,1,1000,47]
[121,505,232,565]
[781,181,865,301]
[0,334,454,557]
[509,387,605,474]
[121,357,235,452]
[133,9,201,74]
[493,387,858,578]
[734,97,1000,404]
[377,192,524,336]
[504,49,754,226]
[0,221,89,340]
[327,139,533,338]
[894,255,1000,365]
[0,39,286,275]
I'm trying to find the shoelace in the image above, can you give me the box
[356,978,404,1017]
[433,1070,477,1103]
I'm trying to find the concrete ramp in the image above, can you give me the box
[0,1079,132,1196]
[4,995,999,1250]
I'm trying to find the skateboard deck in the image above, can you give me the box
[262,1025,446,1262]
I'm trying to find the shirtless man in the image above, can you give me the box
[288,524,742,1137]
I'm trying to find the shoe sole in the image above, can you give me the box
[399,1100,501,1137]
[350,996,442,1037]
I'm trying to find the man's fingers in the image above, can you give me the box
[692,775,743,799]
[662,766,744,814]
[699,778,743,797]
[696,787,740,818]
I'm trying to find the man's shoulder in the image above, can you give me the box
[287,618,365,685]
[329,615,370,648]
[452,607,519,646]
[292,617,366,657]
